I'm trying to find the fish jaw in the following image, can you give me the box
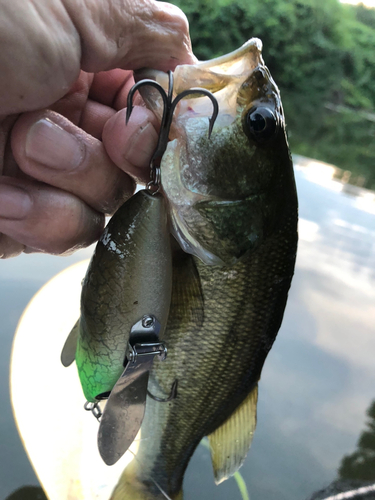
[135,38,265,136]
[136,39,292,266]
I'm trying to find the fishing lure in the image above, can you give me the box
[61,72,218,465]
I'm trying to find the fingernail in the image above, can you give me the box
[0,183,32,220]
[25,118,84,170]
[125,108,158,167]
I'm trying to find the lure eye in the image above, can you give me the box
[246,106,278,141]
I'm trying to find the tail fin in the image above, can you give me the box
[110,461,183,500]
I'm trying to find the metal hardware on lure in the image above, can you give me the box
[84,401,102,421]
[126,71,219,192]
[127,342,167,363]
[98,316,168,465]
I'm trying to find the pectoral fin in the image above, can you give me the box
[208,384,258,484]
[60,319,80,367]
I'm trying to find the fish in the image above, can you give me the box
[62,37,298,499]
[107,38,298,499]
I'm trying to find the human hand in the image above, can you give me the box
[0,0,194,258]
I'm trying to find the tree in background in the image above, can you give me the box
[172,0,375,189]
[339,400,375,480]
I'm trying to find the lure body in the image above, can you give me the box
[62,190,172,402]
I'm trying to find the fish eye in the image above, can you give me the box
[246,106,278,141]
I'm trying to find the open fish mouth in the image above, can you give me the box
[135,38,268,133]
[135,39,286,266]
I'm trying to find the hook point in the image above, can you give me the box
[125,107,132,125]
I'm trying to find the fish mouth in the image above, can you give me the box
[134,38,266,132]
[135,37,264,88]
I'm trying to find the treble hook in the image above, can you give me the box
[126,71,219,190]
[166,88,219,141]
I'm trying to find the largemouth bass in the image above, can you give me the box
[107,38,298,499]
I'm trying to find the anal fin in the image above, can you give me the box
[208,384,258,484]
[60,319,80,367]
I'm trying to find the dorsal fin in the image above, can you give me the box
[60,319,80,367]
[208,384,258,484]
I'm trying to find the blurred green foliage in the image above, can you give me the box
[339,400,375,480]
[171,0,375,189]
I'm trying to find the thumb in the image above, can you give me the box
[0,0,194,114]
[67,0,195,72]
